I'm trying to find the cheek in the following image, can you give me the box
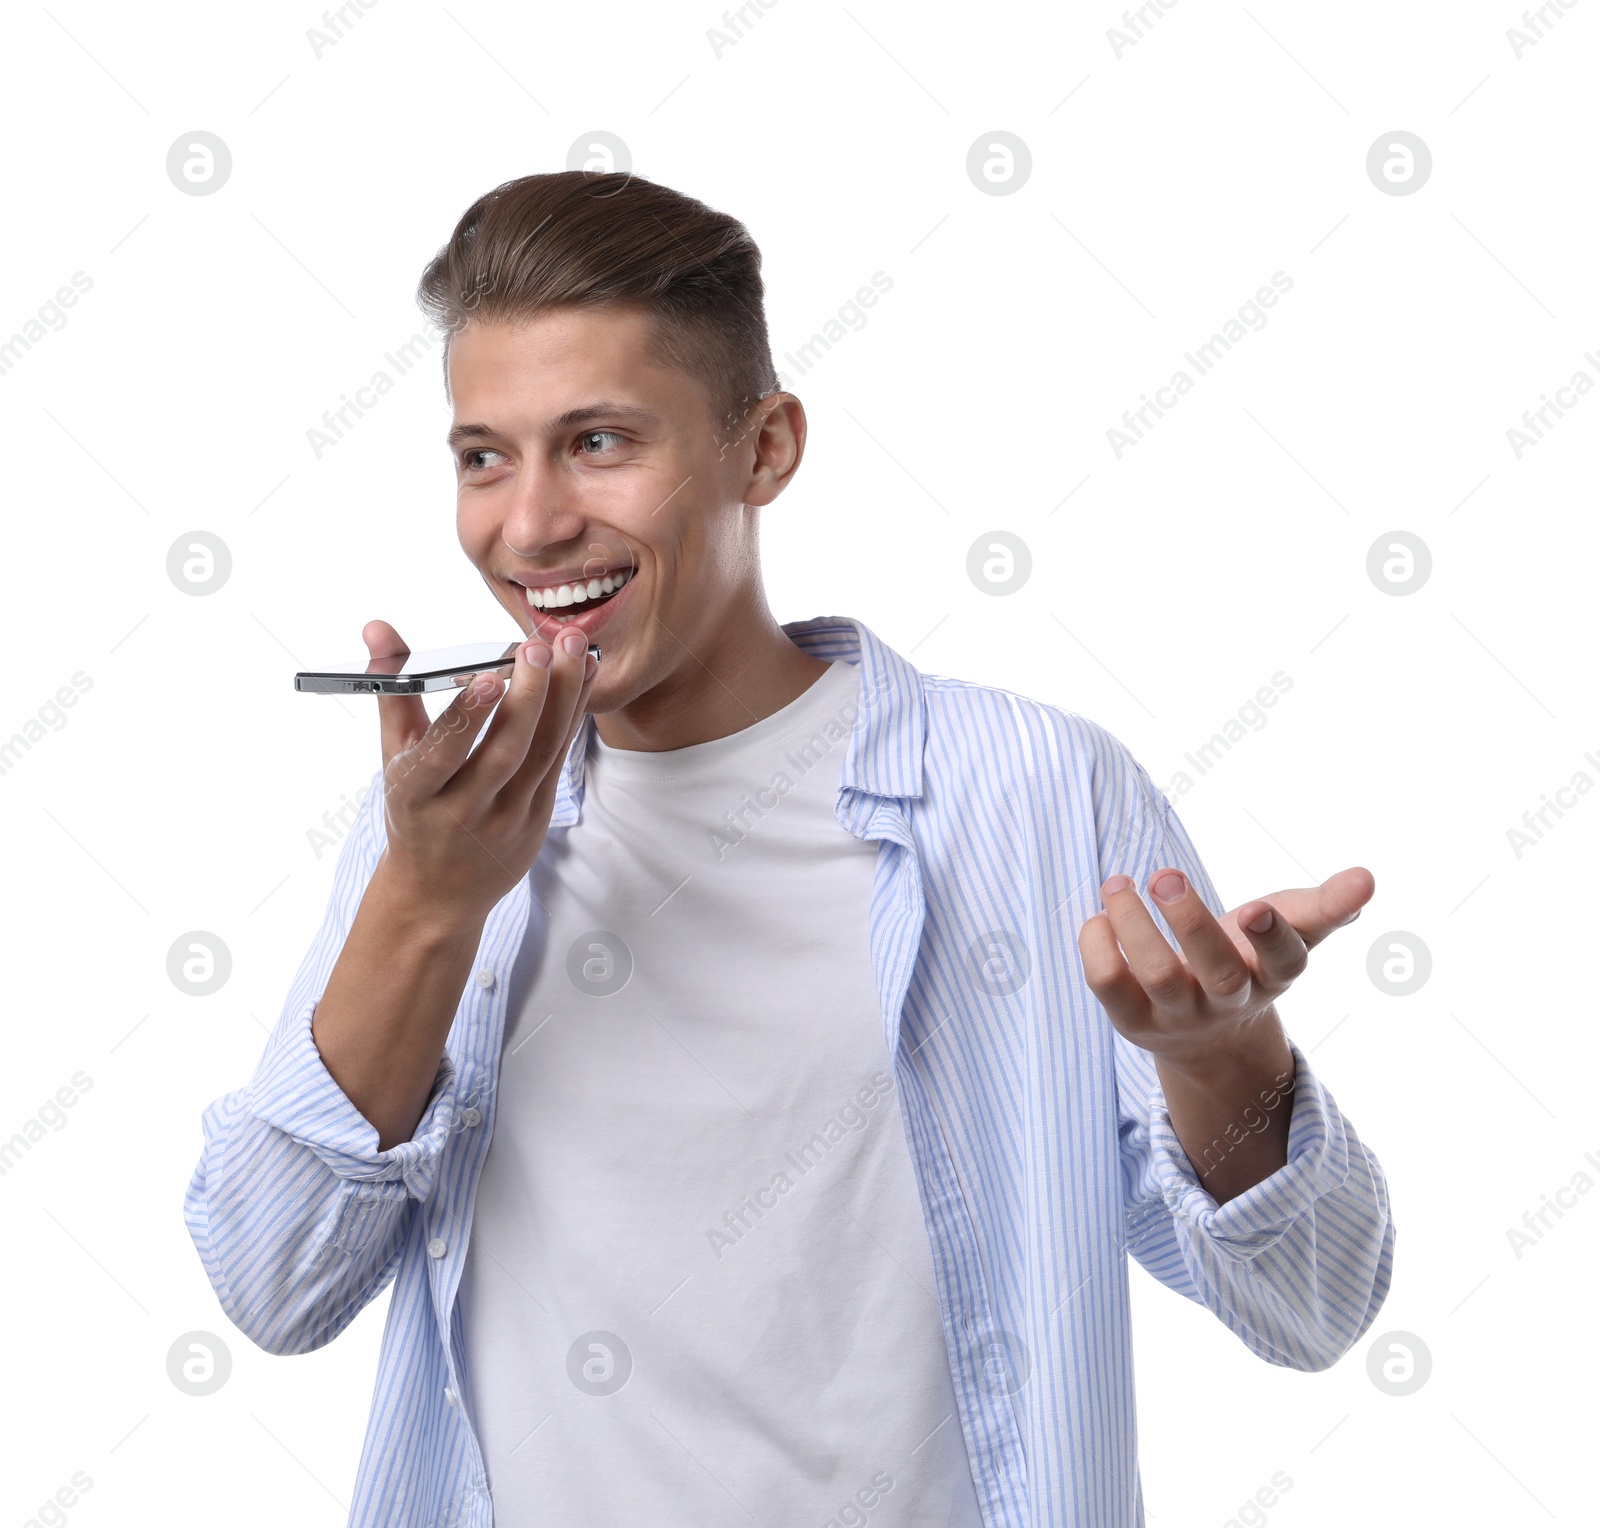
[456,498,499,560]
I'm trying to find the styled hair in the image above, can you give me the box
[416,170,779,441]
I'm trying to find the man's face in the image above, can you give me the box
[447,306,782,715]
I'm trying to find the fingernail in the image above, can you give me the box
[470,674,499,700]
[561,630,586,657]
[524,641,551,669]
[1151,871,1187,904]
[1102,875,1132,896]
[1245,907,1274,933]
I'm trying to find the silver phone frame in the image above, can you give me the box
[295,642,600,695]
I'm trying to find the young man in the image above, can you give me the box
[185,171,1393,1528]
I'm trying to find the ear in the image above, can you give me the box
[740,393,806,507]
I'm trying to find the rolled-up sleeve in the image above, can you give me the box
[183,769,458,1356]
[1108,752,1396,1372]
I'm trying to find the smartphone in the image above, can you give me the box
[295,640,600,695]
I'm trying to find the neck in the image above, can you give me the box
[593,586,830,752]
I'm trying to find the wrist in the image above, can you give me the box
[367,853,491,947]
[1153,1008,1294,1093]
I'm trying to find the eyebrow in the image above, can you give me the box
[446,402,660,449]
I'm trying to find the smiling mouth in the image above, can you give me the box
[517,566,634,624]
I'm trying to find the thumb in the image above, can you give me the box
[363,620,429,770]
[1315,866,1375,939]
[1255,867,1374,950]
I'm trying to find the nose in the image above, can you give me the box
[500,461,586,558]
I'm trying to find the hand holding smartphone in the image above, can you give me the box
[350,619,601,926]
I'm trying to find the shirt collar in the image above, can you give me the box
[550,614,925,828]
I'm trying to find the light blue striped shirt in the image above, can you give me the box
[184,614,1394,1528]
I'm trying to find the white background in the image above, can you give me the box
[0,1,1592,1524]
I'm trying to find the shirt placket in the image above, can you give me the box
[837,786,1030,1526]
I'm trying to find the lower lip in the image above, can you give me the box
[516,574,636,644]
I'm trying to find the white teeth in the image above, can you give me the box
[526,568,631,608]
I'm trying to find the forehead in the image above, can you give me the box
[447,307,673,409]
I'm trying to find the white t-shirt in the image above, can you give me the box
[458,658,985,1528]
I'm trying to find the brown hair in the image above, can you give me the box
[416,170,779,442]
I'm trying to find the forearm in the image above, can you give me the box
[1154,1006,1297,1205]
[310,854,486,1151]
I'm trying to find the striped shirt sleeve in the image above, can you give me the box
[182,767,459,1355]
[1106,749,1396,1372]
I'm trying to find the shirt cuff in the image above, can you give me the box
[1144,1036,1353,1258]
[247,996,458,1202]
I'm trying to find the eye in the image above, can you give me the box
[578,429,626,455]
[462,448,505,471]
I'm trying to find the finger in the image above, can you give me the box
[1078,911,1153,1030]
[1142,869,1254,1009]
[455,637,555,795]
[389,667,506,796]
[504,631,597,807]
[364,620,428,770]
[1233,897,1310,990]
[1241,867,1373,951]
[1307,866,1373,946]
[553,645,602,756]
[1095,874,1203,1014]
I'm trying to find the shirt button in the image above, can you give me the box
[475,969,496,990]
[427,1237,448,1258]
[460,1106,483,1127]
[444,1386,460,1407]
